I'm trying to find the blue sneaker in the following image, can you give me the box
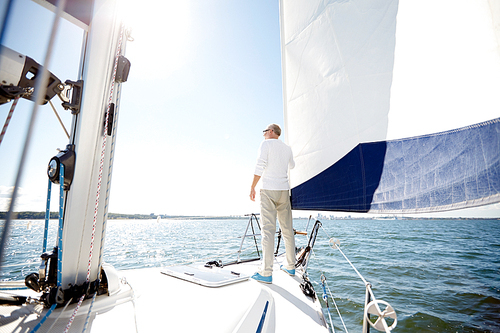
[251,273,272,284]
[280,265,295,276]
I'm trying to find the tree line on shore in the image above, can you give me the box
[0,211,156,220]
[0,212,248,220]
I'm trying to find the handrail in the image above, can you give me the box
[237,214,261,262]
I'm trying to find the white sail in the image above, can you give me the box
[280,0,500,213]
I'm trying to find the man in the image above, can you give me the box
[250,124,295,284]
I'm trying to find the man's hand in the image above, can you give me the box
[250,175,261,201]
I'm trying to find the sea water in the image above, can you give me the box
[1,218,499,332]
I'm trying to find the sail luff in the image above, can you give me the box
[279,0,289,146]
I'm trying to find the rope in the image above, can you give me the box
[45,297,73,332]
[0,96,19,146]
[29,164,65,333]
[57,164,64,286]
[64,295,85,332]
[15,0,67,328]
[29,303,57,333]
[43,179,52,252]
[63,24,125,333]
[82,292,97,332]
[0,0,65,278]
[86,23,124,282]
[320,275,334,332]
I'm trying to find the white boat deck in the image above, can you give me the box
[0,255,329,332]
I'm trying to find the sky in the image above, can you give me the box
[0,0,284,217]
[0,0,499,218]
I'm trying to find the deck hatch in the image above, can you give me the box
[161,265,249,288]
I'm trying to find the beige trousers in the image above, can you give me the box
[259,189,295,277]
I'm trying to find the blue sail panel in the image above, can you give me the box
[291,118,500,213]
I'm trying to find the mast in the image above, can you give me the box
[58,0,128,290]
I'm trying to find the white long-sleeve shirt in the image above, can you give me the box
[254,139,295,190]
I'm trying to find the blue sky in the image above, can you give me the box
[1,0,498,218]
[0,0,284,216]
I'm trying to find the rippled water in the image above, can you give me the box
[1,218,499,332]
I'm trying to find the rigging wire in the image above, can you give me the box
[319,275,332,328]
[315,224,396,333]
[320,274,349,333]
[48,100,69,139]
[320,225,369,287]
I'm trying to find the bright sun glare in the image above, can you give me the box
[121,0,191,76]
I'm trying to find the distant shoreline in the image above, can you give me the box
[1,211,497,221]
[0,211,249,220]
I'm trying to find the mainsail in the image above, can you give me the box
[280,0,500,213]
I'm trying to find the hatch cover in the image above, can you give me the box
[161,264,249,287]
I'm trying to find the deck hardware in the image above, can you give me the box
[106,103,115,136]
[205,260,223,268]
[61,80,83,114]
[238,214,261,262]
[115,55,131,83]
[329,238,340,249]
[364,299,397,331]
[0,46,64,105]
[47,144,75,190]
